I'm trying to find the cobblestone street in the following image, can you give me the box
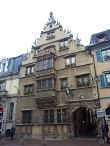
[0,138,110,146]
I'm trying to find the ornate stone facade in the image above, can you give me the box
[16,13,99,139]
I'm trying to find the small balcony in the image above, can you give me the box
[37,89,56,97]
[36,68,56,78]
[35,47,56,57]
[35,89,57,108]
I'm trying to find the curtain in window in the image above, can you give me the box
[48,79,52,88]
[42,80,46,88]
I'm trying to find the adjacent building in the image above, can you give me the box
[87,29,110,126]
[0,55,23,135]
[16,13,99,139]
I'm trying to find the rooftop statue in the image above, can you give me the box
[48,11,56,24]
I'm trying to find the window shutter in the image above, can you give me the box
[96,49,103,62]
[99,74,107,88]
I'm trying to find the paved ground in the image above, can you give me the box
[0,137,110,146]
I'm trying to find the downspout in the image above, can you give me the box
[91,52,100,108]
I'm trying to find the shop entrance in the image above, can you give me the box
[73,107,97,137]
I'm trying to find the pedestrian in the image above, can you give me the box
[102,122,109,143]
[10,126,15,140]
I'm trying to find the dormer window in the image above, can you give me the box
[95,33,108,43]
[46,31,55,40]
[102,49,110,61]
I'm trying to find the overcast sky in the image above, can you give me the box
[0,0,110,58]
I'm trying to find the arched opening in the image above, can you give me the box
[73,107,97,137]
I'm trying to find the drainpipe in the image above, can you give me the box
[91,53,100,108]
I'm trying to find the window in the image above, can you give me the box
[65,57,75,66]
[95,33,108,43]
[9,103,14,120]
[62,109,67,122]
[42,80,46,88]
[0,81,6,91]
[38,80,41,89]
[44,110,54,123]
[47,32,55,40]
[50,110,54,123]
[48,59,52,68]
[43,109,67,123]
[0,62,1,72]
[60,40,68,49]
[26,65,34,75]
[44,60,48,70]
[71,57,75,64]
[66,58,70,66]
[102,49,110,61]
[37,78,53,89]
[44,110,48,123]
[96,48,110,62]
[37,58,52,71]
[76,74,90,87]
[100,72,110,88]
[61,78,67,89]
[48,79,52,88]
[24,84,34,95]
[22,110,32,123]
[106,74,110,86]
[2,63,5,72]
[38,61,42,71]
[57,109,61,123]
[57,109,67,123]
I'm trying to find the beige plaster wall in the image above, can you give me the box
[6,78,19,95]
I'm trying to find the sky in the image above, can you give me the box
[0,0,110,58]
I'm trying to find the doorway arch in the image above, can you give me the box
[72,107,97,137]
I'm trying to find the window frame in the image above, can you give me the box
[76,74,90,87]
[102,49,110,62]
[22,110,32,124]
[26,65,34,75]
[57,108,67,123]
[105,73,110,87]
[60,78,67,89]
[65,56,76,67]
[24,84,34,95]
[9,102,14,121]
